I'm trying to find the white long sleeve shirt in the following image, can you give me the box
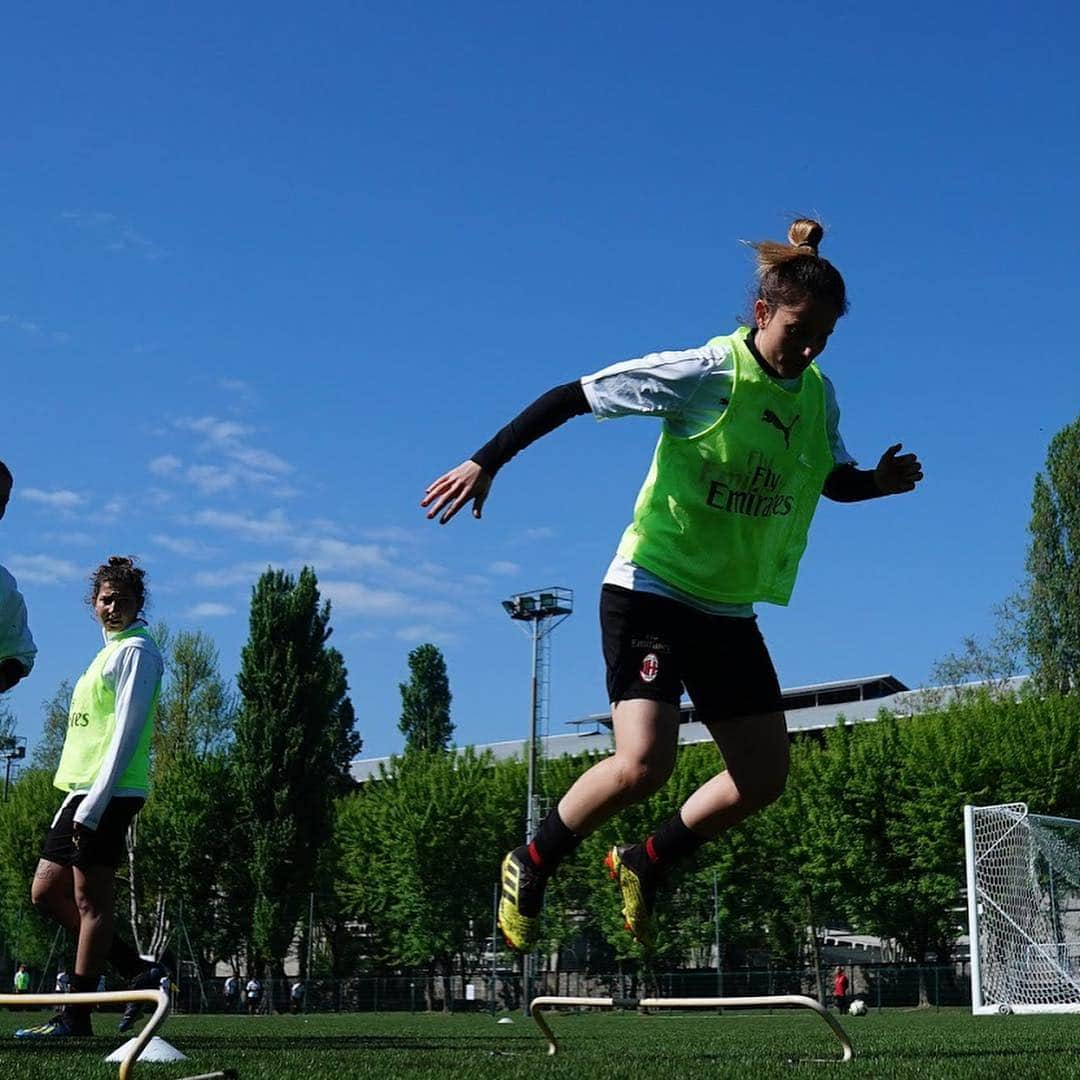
[65,619,164,831]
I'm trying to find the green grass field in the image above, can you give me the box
[0,1007,1077,1080]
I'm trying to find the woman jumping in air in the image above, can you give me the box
[422,218,923,952]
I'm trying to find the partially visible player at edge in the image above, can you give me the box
[0,462,37,695]
[16,557,170,1039]
[422,218,923,952]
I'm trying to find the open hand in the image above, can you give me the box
[874,443,923,494]
[421,460,493,524]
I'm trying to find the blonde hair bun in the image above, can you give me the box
[787,218,824,255]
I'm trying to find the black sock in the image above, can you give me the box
[67,973,97,1022]
[644,812,705,869]
[109,934,145,979]
[527,808,583,872]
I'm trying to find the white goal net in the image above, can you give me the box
[965,803,1080,1014]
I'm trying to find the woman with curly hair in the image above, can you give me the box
[17,557,168,1039]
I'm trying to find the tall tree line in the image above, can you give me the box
[0,566,362,982]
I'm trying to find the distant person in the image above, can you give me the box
[423,218,923,952]
[13,964,29,994]
[834,966,850,1013]
[54,969,70,994]
[224,974,240,1012]
[0,462,37,694]
[290,980,304,1014]
[246,976,263,1016]
[15,558,167,1040]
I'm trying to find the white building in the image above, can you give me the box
[350,674,1025,783]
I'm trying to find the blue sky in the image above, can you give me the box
[2,3,1077,762]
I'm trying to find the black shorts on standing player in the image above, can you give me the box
[40,795,145,870]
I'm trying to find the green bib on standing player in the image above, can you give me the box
[53,626,159,793]
[616,325,835,605]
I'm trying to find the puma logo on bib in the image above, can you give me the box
[761,409,800,449]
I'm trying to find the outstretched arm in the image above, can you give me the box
[422,381,590,524]
[823,443,923,502]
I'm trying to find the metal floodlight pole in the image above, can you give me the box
[501,587,573,1019]
[713,870,722,997]
[526,617,541,845]
[2,736,26,802]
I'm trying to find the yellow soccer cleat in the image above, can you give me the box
[605,844,658,949]
[497,847,547,952]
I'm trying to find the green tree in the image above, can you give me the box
[125,627,240,968]
[29,679,73,772]
[928,593,1027,697]
[0,769,63,969]
[1026,417,1080,693]
[336,748,520,1002]
[233,567,361,979]
[155,629,236,762]
[398,644,453,752]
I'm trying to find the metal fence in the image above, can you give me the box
[153,963,972,1014]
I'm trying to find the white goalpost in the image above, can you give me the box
[965,802,1080,1014]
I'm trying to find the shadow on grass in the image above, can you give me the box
[5,1033,540,1054]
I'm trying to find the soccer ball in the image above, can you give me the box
[848,999,867,1017]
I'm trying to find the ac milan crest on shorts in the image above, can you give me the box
[600,584,782,720]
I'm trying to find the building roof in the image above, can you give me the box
[349,674,1025,784]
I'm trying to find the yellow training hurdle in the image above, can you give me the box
[0,988,229,1080]
[530,993,854,1063]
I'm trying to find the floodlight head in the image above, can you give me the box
[501,600,516,616]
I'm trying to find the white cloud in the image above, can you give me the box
[149,454,182,476]
[227,446,293,475]
[7,554,82,585]
[520,526,556,541]
[194,561,280,588]
[98,497,125,521]
[358,526,425,543]
[320,580,415,616]
[178,416,253,444]
[22,488,86,510]
[152,534,217,560]
[0,313,71,346]
[488,560,520,576]
[193,508,291,541]
[167,416,295,492]
[184,602,235,618]
[61,211,166,261]
[320,579,462,621]
[394,624,459,645]
[44,530,96,546]
[187,465,236,494]
[291,536,388,571]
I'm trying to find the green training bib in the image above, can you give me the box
[54,626,160,794]
[616,326,835,605]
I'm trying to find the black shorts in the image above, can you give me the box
[599,584,783,722]
[41,794,145,869]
